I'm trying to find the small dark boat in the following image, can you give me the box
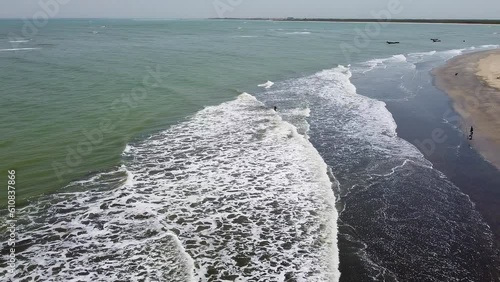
[386,41,400,44]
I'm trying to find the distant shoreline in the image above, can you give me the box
[0,18,498,25]
[211,18,500,25]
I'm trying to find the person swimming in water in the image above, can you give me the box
[274,106,277,111]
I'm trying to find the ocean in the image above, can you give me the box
[0,19,499,281]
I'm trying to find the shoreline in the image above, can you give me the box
[211,18,500,25]
[433,50,500,171]
[386,49,500,275]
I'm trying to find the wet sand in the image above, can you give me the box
[433,50,500,171]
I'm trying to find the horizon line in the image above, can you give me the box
[0,17,499,21]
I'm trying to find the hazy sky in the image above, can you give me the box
[1,0,499,19]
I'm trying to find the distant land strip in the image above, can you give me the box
[211,18,500,24]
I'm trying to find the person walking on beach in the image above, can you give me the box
[469,126,474,140]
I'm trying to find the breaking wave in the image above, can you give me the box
[0,93,340,281]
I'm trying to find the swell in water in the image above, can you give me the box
[258,46,500,281]
[0,94,340,281]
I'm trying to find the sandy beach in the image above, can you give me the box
[434,50,500,170]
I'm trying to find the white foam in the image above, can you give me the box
[391,54,407,62]
[480,44,499,49]
[411,50,437,56]
[123,144,132,154]
[0,48,39,52]
[9,39,31,43]
[285,31,311,35]
[436,48,466,60]
[258,80,275,89]
[359,54,407,73]
[1,93,340,281]
[123,165,134,187]
[360,58,387,73]
[359,47,499,73]
[280,107,312,137]
[285,107,311,118]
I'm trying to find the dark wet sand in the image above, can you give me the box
[430,50,500,261]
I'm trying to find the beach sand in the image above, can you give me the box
[434,50,500,171]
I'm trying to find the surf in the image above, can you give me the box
[256,54,499,280]
[0,93,340,281]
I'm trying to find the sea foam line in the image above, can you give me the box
[9,40,31,43]
[0,48,40,52]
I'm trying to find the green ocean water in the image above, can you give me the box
[1,19,498,205]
